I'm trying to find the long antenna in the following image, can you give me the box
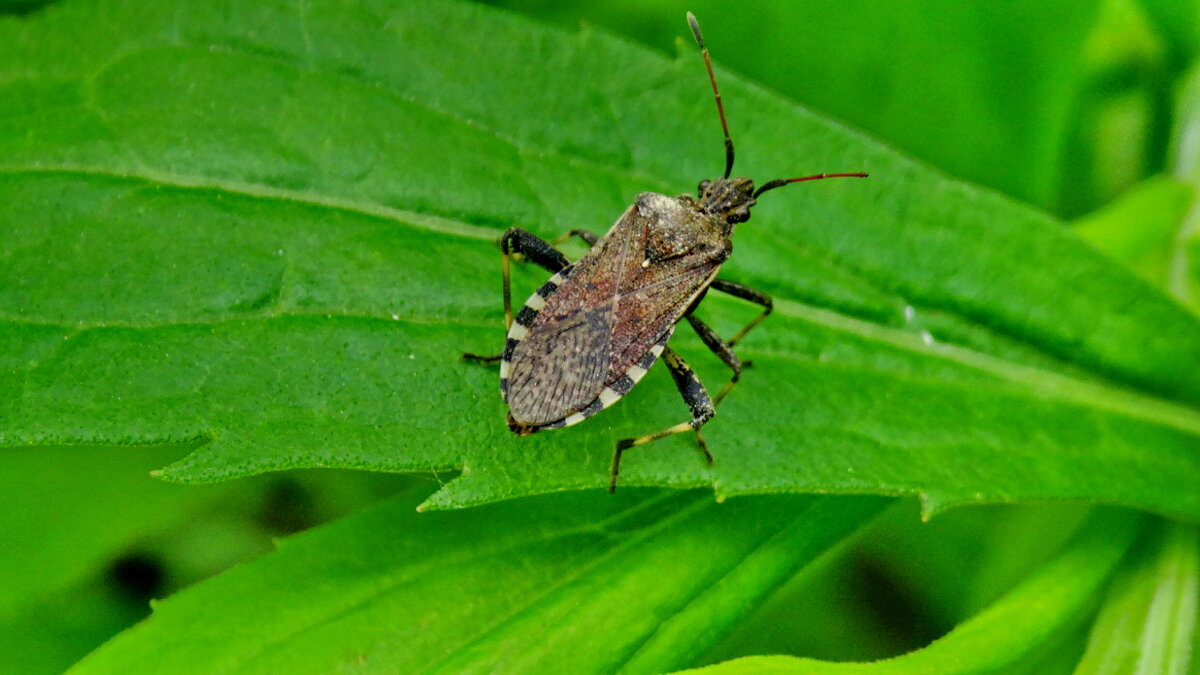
[687,12,735,180]
[753,172,869,198]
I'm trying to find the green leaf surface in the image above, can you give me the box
[0,0,53,14]
[69,490,887,674]
[1053,0,1172,218]
[2,0,1200,515]
[675,509,1143,674]
[1138,0,1200,66]
[0,443,237,673]
[1074,521,1199,674]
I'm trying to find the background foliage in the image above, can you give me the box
[0,0,1197,672]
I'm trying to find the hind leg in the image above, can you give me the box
[610,348,714,492]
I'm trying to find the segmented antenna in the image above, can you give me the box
[688,12,735,180]
[753,172,869,198]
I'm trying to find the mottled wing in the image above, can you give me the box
[506,194,723,426]
[506,297,614,426]
[609,260,717,370]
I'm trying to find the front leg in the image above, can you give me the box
[464,227,571,363]
[499,228,571,330]
[552,228,600,248]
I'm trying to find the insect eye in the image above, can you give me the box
[727,211,749,224]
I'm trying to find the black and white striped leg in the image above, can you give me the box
[463,228,570,363]
[685,313,744,405]
[610,348,715,493]
[710,279,773,348]
[551,228,600,248]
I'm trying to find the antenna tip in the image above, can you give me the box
[687,12,704,48]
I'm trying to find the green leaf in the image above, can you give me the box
[0,443,411,672]
[0,0,53,14]
[695,503,1094,664]
[1166,61,1200,310]
[1075,176,1194,290]
[68,491,888,673]
[675,508,1144,674]
[1074,521,1199,674]
[1053,0,1171,217]
[1138,0,1200,66]
[2,0,1199,515]
[1074,58,1200,314]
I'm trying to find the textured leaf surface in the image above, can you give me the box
[70,490,887,673]
[1,0,1199,514]
[677,509,1143,674]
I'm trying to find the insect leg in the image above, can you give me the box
[461,352,503,364]
[463,228,570,363]
[551,228,600,248]
[610,348,714,493]
[499,228,570,330]
[684,313,744,405]
[710,279,773,347]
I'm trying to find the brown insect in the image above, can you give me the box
[465,12,866,491]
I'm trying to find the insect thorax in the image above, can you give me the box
[636,191,735,265]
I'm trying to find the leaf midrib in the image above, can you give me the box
[5,309,1199,444]
[3,162,1199,437]
[775,299,1200,436]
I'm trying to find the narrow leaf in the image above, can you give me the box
[1074,522,1199,674]
[675,509,1144,674]
[69,491,887,673]
[1075,176,1194,293]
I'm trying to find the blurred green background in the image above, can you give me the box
[481,0,1197,219]
[2,0,1197,671]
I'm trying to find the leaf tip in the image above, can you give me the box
[711,480,728,503]
[918,491,951,521]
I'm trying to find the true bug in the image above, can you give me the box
[465,13,866,492]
